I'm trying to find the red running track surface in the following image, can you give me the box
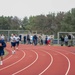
[0,44,75,75]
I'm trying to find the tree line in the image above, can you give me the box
[0,8,75,35]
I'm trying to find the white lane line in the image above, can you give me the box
[58,49,75,55]
[3,48,13,61]
[54,48,75,55]
[50,47,75,75]
[12,50,38,75]
[0,50,26,71]
[3,55,12,61]
[51,49,70,75]
[39,50,53,75]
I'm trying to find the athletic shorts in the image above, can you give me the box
[11,42,16,47]
[16,41,19,46]
[0,50,4,56]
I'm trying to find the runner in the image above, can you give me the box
[10,34,16,54]
[0,37,6,65]
[15,34,20,50]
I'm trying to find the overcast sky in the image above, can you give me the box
[0,0,75,19]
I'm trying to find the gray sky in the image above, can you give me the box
[0,0,75,19]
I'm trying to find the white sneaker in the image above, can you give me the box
[12,50,15,54]
[0,61,3,65]
[12,51,14,54]
[14,50,16,53]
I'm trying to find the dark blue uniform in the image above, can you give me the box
[0,40,6,56]
[33,35,37,45]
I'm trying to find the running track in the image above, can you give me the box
[0,44,75,75]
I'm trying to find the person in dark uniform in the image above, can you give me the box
[0,37,6,65]
[60,35,64,46]
[33,34,37,45]
[27,34,30,44]
[45,35,48,45]
[23,36,26,44]
[68,34,72,47]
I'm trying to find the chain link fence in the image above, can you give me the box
[0,30,32,42]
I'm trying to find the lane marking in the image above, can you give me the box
[49,47,75,75]
[39,50,53,75]
[12,50,38,75]
[3,48,13,62]
[51,47,75,55]
[3,55,12,61]
[0,50,26,71]
[48,47,71,75]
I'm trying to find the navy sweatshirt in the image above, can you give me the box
[0,40,6,50]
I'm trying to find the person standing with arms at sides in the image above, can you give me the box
[1,34,5,41]
[15,34,20,50]
[0,37,6,65]
[23,35,26,44]
[10,34,16,54]
[64,35,68,46]
[60,35,64,46]
[50,35,54,45]
[68,34,72,47]
[33,34,37,45]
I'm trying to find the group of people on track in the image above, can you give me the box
[10,34,20,54]
[0,33,20,65]
[1,33,74,65]
[0,33,54,65]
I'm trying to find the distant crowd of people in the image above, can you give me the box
[20,34,54,46]
[60,34,75,47]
